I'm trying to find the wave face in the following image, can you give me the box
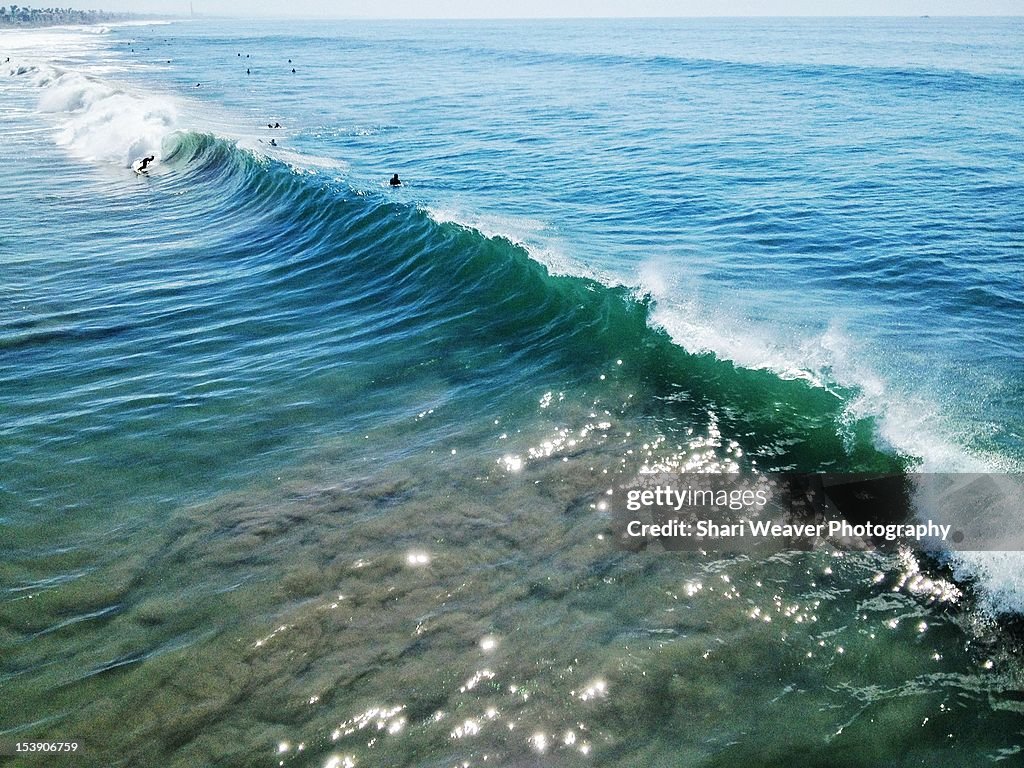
[3,17,1024,768]
[1,113,902,502]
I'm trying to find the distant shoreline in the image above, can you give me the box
[0,8,166,28]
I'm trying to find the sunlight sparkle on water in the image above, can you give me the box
[578,679,607,701]
[406,551,430,566]
[451,719,480,739]
[460,669,495,692]
[501,455,523,472]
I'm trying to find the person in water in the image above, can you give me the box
[390,173,402,187]
[138,155,155,171]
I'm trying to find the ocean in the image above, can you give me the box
[2,15,1024,767]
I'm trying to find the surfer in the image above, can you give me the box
[270,139,277,147]
[136,155,155,172]
[390,173,402,187]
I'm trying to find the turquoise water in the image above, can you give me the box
[2,17,1024,767]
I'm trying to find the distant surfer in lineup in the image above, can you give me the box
[390,173,402,187]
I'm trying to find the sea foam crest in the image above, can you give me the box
[17,58,333,172]
[638,258,1013,472]
[952,552,1024,617]
[34,67,179,167]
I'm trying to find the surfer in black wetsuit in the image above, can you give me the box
[138,155,155,171]
[390,173,402,187]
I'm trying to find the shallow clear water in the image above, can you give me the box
[2,16,1024,767]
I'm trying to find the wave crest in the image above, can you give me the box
[28,64,178,166]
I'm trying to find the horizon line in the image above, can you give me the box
[166,13,1024,20]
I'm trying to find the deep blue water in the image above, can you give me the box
[2,16,1024,767]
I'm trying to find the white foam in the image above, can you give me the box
[424,204,604,281]
[638,259,1011,472]
[9,26,349,175]
[3,26,182,169]
[952,552,1024,617]
[639,260,829,382]
[36,69,178,166]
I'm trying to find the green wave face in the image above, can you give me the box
[151,129,904,476]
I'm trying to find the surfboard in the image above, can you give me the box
[132,158,154,174]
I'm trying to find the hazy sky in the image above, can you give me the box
[92,0,1024,18]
